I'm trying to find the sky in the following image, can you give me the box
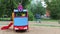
[31,0,47,8]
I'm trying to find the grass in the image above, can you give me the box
[31,24,60,27]
[41,18,58,22]
[30,19,60,27]
[0,18,11,21]
[0,18,59,23]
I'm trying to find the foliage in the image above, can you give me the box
[28,11,35,21]
[21,0,30,9]
[26,3,35,21]
[45,0,60,19]
[30,1,45,15]
[26,0,46,21]
[0,0,30,17]
[0,0,12,17]
[0,0,32,21]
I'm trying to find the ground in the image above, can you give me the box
[0,21,60,34]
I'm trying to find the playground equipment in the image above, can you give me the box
[1,9,28,31]
[14,9,28,31]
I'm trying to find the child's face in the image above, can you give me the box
[19,3,21,5]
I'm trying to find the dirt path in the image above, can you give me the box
[0,21,60,34]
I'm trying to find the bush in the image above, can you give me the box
[28,11,35,21]
[45,0,60,19]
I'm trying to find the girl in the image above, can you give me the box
[18,3,23,11]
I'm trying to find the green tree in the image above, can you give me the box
[11,0,30,9]
[31,1,45,15]
[0,0,31,21]
[45,0,60,19]
[0,0,30,17]
[21,0,30,9]
[0,0,12,17]
[27,4,35,21]
[27,1,46,20]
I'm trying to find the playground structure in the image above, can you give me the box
[1,9,28,31]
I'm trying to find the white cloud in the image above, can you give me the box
[41,1,47,8]
[31,0,47,8]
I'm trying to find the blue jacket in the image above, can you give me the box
[35,14,41,19]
